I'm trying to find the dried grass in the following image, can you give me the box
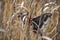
[1,0,60,40]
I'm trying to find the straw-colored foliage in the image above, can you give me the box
[1,0,60,40]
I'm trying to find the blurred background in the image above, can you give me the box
[0,0,60,40]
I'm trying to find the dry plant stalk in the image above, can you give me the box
[2,0,60,40]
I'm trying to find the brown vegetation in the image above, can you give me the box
[0,0,60,40]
